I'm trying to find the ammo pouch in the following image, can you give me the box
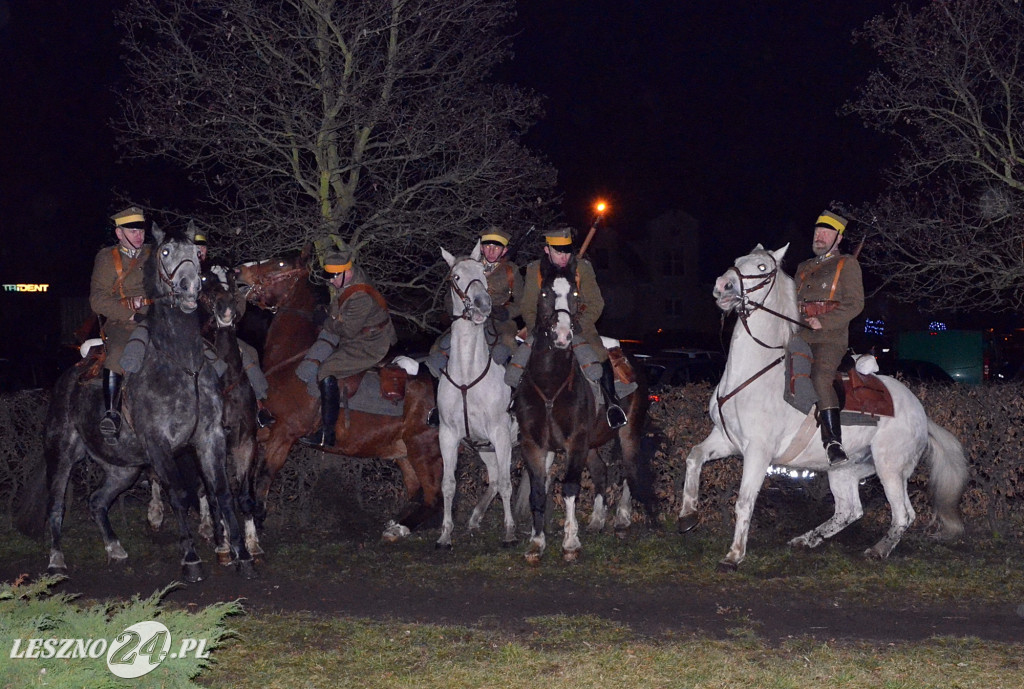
[379,364,407,402]
[607,346,636,385]
[800,300,839,318]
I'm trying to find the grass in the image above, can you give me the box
[194,612,1023,689]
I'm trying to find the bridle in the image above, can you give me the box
[243,261,306,313]
[715,253,809,433]
[447,259,488,321]
[156,242,200,309]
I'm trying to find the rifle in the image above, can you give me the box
[577,215,602,258]
[505,224,535,262]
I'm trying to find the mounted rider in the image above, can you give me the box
[509,225,627,429]
[796,210,864,467]
[425,225,524,426]
[89,206,152,438]
[297,239,398,448]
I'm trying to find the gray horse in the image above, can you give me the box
[39,223,254,582]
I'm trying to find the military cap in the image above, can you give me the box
[111,206,146,230]
[543,225,574,249]
[193,232,208,246]
[322,242,355,274]
[479,226,511,247]
[815,210,848,234]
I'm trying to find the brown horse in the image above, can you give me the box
[235,253,443,540]
[515,255,658,563]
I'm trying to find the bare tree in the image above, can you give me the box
[116,0,557,330]
[844,0,1024,312]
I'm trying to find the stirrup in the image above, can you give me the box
[299,428,334,448]
[256,407,276,428]
[99,411,121,438]
[825,441,849,467]
[606,404,627,429]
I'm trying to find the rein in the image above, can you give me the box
[447,262,487,321]
[245,265,306,312]
[157,251,199,309]
[529,355,576,416]
[441,353,493,443]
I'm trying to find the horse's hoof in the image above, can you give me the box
[613,525,630,540]
[236,558,259,580]
[216,549,232,567]
[716,559,739,573]
[182,561,205,583]
[435,541,453,551]
[382,521,411,543]
[677,513,700,534]
[47,566,68,577]
[563,549,581,563]
[524,551,542,566]
[501,537,518,549]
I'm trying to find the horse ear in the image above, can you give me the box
[441,247,456,268]
[185,220,197,243]
[772,243,789,263]
[470,240,481,262]
[151,221,165,244]
[752,243,764,252]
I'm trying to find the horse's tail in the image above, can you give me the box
[14,453,49,540]
[923,419,969,539]
[627,420,662,525]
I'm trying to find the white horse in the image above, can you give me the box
[435,244,517,548]
[678,244,968,570]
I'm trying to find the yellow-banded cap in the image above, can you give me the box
[193,233,207,246]
[323,248,354,274]
[112,206,146,229]
[479,226,511,246]
[815,210,848,234]
[543,226,573,246]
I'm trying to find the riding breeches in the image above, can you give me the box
[808,340,846,408]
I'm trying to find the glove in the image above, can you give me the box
[296,358,319,384]
[490,304,509,322]
[121,338,147,373]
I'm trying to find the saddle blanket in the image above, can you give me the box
[784,338,894,425]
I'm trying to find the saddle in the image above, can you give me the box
[75,342,106,383]
[784,339,894,423]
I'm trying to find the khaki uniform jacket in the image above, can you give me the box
[521,257,608,362]
[795,253,864,347]
[484,259,523,343]
[318,271,398,381]
[90,245,151,373]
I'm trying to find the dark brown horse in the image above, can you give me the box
[515,256,658,563]
[236,253,443,540]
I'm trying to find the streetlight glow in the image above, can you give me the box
[594,200,608,215]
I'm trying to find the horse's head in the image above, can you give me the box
[201,264,241,329]
[714,244,789,314]
[441,242,491,324]
[536,256,579,350]
[235,254,307,310]
[148,222,202,313]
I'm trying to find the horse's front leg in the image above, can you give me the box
[586,448,609,533]
[491,421,517,547]
[561,438,590,562]
[195,436,255,579]
[146,475,165,532]
[678,426,736,533]
[522,444,551,565]
[87,464,143,565]
[435,423,461,550]
[720,445,772,571]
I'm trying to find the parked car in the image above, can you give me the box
[631,347,726,389]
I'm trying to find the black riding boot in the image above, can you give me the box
[426,407,439,427]
[819,407,849,467]
[300,376,339,448]
[256,400,276,428]
[99,369,123,438]
[601,360,627,429]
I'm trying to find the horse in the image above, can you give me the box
[515,255,659,563]
[235,251,443,540]
[435,245,516,549]
[38,224,254,582]
[148,264,265,559]
[677,244,969,570]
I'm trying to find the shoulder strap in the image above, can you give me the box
[827,257,847,300]
[111,248,129,300]
[503,262,515,293]
[337,283,388,312]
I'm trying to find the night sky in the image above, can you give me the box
[1,0,898,296]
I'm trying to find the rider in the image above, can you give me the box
[513,225,627,429]
[796,210,864,467]
[424,225,524,426]
[296,240,398,448]
[194,232,275,428]
[89,205,152,438]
